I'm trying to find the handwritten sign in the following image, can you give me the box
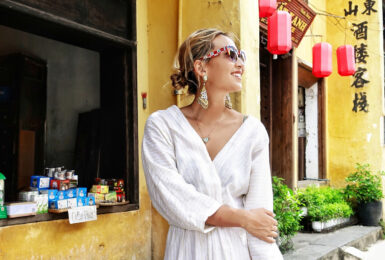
[260,0,316,48]
[68,206,97,224]
[344,0,376,113]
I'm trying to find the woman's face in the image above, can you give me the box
[204,35,245,94]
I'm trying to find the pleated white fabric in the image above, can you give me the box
[142,105,283,260]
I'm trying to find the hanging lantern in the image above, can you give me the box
[259,0,277,18]
[312,42,332,78]
[267,11,292,55]
[337,45,356,76]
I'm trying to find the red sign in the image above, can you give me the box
[260,0,316,48]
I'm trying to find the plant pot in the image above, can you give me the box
[311,217,350,232]
[357,201,383,226]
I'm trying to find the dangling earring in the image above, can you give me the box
[197,75,208,109]
[225,94,232,109]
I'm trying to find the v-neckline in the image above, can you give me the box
[172,105,249,163]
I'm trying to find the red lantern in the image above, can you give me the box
[267,11,292,55]
[312,42,332,78]
[337,45,356,76]
[259,0,277,18]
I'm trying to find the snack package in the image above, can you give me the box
[30,176,51,189]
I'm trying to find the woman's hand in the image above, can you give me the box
[241,208,278,243]
[206,205,278,243]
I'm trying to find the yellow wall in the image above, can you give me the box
[146,0,179,258]
[0,1,156,259]
[178,0,260,117]
[0,1,261,259]
[7,0,384,259]
[297,0,384,187]
[326,0,384,185]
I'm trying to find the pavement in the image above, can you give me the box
[283,225,384,260]
[362,239,385,259]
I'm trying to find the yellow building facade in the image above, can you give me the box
[0,0,384,259]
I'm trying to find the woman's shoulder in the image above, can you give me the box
[146,105,179,125]
[145,105,179,133]
[244,114,266,129]
[242,114,269,144]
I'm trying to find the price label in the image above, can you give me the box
[68,206,97,224]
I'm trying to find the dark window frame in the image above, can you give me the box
[0,0,138,227]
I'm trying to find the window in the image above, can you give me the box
[0,1,138,227]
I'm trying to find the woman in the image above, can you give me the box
[142,28,283,260]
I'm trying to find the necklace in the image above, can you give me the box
[195,114,225,144]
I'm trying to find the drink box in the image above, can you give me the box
[50,179,70,190]
[69,179,78,189]
[49,199,67,210]
[0,206,7,219]
[91,185,109,194]
[67,198,77,208]
[76,187,87,198]
[86,197,95,206]
[66,189,76,199]
[31,194,48,214]
[77,197,86,207]
[56,191,68,200]
[30,176,51,189]
[47,190,58,201]
[29,187,49,193]
[39,189,49,194]
[88,192,104,203]
[49,200,56,209]
[104,191,117,203]
[18,191,39,202]
[6,202,37,218]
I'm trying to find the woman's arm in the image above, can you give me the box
[243,121,283,259]
[142,114,222,233]
[206,205,278,243]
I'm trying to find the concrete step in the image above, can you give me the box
[283,225,383,260]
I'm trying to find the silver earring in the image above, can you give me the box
[197,75,208,109]
[225,94,232,109]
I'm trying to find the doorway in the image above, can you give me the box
[298,61,326,181]
[260,33,295,187]
[259,35,326,188]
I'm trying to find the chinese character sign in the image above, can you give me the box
[344,0,377,113]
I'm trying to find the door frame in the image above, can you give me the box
[298,58,326,180]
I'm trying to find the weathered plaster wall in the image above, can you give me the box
[145,0,179,259]
[296,0,384,193]
[0,1,153,259]
[178,0,260,117]
[325,0,384,186]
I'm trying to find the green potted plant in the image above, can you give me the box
[272,177,302,253]
[344,163,385,226]
[298,186,353,232]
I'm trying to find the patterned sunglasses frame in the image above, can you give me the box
[201,45,246,63]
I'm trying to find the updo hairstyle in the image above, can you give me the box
[170,28,229,95]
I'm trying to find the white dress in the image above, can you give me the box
[142,105,283,260]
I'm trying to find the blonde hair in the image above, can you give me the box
[170,28,230,94]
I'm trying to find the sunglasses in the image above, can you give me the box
[201,45,246,63]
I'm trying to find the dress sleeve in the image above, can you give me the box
[141,115,222,233]
[244,123,283,259]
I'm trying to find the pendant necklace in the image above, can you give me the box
[195,115,224,144]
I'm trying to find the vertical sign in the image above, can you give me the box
[344,0,376,113]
